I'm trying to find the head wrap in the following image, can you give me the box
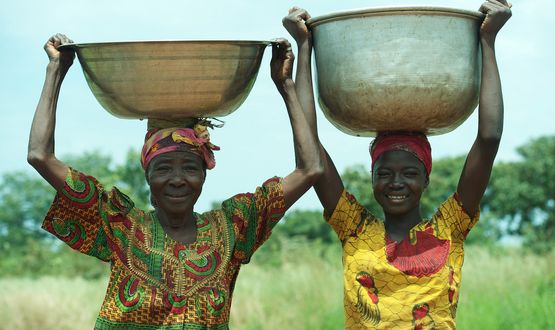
[141,120,221,171]
[369,132,432,177]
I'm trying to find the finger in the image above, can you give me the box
[479,2,496,14]
[272,38,287,59]
[50,34,62,48]
[490,0,510,7]
[486,0,512,11]
[272,40,279,60]
[297,10,311,22]
[273,37,290,49]
[280,38,292,49]
[487,0,508,10]
[288,6,300,14]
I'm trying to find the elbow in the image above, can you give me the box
[476,131,502,154]
[27,150,49,169]
[478,129,502,146]
[303,160,325,185]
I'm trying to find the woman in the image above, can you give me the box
[28,35,322,329]
[283,1,511,328]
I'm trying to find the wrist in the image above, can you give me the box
[277,79,296,96]
[46,61,69,82]
[46,60,63,71]
[480,34,497,47]
[297,38,312,52]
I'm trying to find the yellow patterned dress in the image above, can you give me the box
[327,190,479,329]
[42,168,285,330]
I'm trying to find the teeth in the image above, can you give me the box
[388,195,406,200]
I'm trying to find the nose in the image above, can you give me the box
[169,170,187,186]
[389,173,405,189]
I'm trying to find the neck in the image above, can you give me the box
[384,208,422,242]
[154,208,197,244]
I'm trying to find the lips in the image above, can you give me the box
[165,191,190,200]
[386,194,408,201]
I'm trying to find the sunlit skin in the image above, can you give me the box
[146,150,206,244]
[372,150,429,242]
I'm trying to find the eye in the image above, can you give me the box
[153,164,172,173]
[375,170,391,178]
[404,169,421,177]
[183,165,202,173]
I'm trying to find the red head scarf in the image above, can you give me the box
[141,124,220,171]
[370,132,432,177]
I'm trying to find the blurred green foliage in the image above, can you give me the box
[1,136,554,278]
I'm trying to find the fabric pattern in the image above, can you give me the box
[327,190,479,329]
[42,168,285,330]
[141,127,219,170]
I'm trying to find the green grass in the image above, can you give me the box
[0,243,553,330]
[0,277,108,330]
[457,247,555,330]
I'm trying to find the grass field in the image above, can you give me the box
[0,243,553,330]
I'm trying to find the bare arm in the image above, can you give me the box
[271,38,323,211]
[457,0,512,217]
[28,34,75,191]
[283,7,344,217]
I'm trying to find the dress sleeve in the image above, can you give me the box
[325,190,368,242]
[435,193,480,242]
[221,177,285,264]
[41,168,134,262]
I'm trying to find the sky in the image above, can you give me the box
[1,0,553,212]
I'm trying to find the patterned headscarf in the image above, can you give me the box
[141,121,220,171]
[370,132,432,177]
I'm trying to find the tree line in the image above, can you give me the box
[0,135,553,277]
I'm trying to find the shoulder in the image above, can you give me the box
[431,193,480,239]
[222,176,284,209]
[106,187,136,216]
[433,193,473,220]
[327,189,379,239]
[63,167,136,215]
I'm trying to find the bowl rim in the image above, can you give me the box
[306,5,485,28]
[58,40,272,50]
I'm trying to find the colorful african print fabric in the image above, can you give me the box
[327,190,479,329]
[42,168,285,330]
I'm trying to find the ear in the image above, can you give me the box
[144,167,151,185]
[424,176,430,189]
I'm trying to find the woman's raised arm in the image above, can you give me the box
[28,34,75,191]
[283,7,344,217]
[457,0,512,217]
[270,38,323,211]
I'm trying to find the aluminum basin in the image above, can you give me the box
[307,6,484,136]
[60,40,270,119]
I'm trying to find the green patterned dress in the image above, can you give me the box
[42,168,285,329]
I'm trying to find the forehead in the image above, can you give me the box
[374,150,424,169]
[150,150,204,165]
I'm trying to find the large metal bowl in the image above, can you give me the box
[60,40,270,119]
[307,6,484,136]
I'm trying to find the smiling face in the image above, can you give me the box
[146,150,206,219]
[372,150,428,218]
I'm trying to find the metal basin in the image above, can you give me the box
[60,40,270,119]
[307,6,484,136]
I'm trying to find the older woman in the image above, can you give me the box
[283,1,511,328]
[28,34,321,329]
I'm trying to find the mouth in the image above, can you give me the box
[165,192,190,200]
[386,194,408,202]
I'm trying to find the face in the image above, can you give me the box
[372,150,428,217]
[146,150,206,218]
